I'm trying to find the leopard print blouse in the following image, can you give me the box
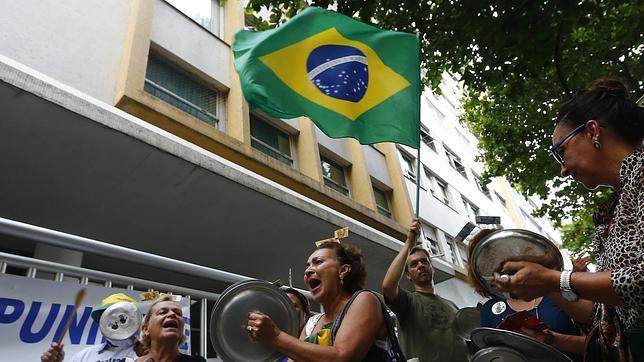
[592,147,644,330]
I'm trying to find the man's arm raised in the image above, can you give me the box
[382,220,420,303]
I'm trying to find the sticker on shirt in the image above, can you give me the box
[491,301,506,315]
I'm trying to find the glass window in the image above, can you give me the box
[250,115,293,166]
[425,170,452,207]
[400,152,417,182]
[373,186,391,218]
[166,0,221,35]
[144,53,220,127]
[445,236,458,265]
[320,155,349,195]
[421,223,441,256]
[445,148,468,179]
[420,125,437,151]
[461,197,480,223]
[457,242,468,267]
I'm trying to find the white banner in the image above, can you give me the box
[0,273,192,361]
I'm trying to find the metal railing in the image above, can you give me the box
[0,217,311,359]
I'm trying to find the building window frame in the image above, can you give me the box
[249,114,294,167]
[320,154,350,196]
[421,223,441,256]
[420,125,437,152]
[164,0,223,37]
[424,169,453,207]
[461,196,480,223]
[144,52,222,128]
[444,147,468,179]
[372,184,392,218]
[400,151,417,183]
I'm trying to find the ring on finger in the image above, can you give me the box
[246,325,252,332]
[498,274,511,285]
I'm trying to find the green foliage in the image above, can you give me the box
[244,0,643,251]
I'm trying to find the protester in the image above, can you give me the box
[492,78,644,360]
[283,287,314,334]
[247,241,404,361]
[41,293,146,362]
[382,220,468,361]
[135,295,204,362]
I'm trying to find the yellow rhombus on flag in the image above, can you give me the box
[233,7,420,148]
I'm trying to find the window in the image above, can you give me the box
[320,155,349,195]
[495,192,508,208]
[445,236,459,265]
[372,186,391,218]
[457,242,468,267]
[145,53,220,127]
[461,197,480,223]
[425,169,452,207]
[445,148,467,179]
[400,152,417,182]
[421,223,441,256]
[420,125,437,151]
[166,0,221,35]
[474,174,492,199]
[250,114,293,166]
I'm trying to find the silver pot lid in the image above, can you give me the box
[472,346,528,362]
[99,301,141,341]
[470,229,563,298]
[454,307,481,340]
[209,279,299,362]
[470,327,572,362]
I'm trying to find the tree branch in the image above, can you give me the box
[553,22,573,98]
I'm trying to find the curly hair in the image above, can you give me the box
[465,228,496,298]
[316,242,366,293]
[556,78,644,146]
[141,295,187,348]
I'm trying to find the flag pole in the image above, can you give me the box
[414,32,422,220]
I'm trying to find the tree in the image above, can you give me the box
[246,0,643,253]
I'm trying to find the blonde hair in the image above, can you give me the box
[141,295,187,348]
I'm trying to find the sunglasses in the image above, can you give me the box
[549,123,586,165]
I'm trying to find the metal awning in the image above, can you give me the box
[0,55,454,295]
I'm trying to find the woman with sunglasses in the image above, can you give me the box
[491,78,643,361]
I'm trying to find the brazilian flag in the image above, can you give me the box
[233,7,420,148]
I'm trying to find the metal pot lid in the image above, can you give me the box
[472,346,528,362]
[454,307,481,340]
[470,327,572,362]
[209,279,299,362]
[99,301,141,341]
[470,229,563,298]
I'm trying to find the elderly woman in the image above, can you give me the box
[492,79,643,360]
[135,296,205,362]
[247,242,403,361]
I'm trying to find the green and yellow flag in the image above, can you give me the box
[233,7,420,148]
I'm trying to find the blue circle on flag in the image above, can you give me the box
[306,45,368,103]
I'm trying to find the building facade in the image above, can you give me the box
[398,73,561,306]
[0,0,562,358]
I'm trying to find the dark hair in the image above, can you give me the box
[405,246,431,272]
[283,287,312,318]
[556,78,644,146]
[316,242,366,293]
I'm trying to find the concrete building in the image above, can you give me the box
[0,0,561,358]
[398,73,561,306]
